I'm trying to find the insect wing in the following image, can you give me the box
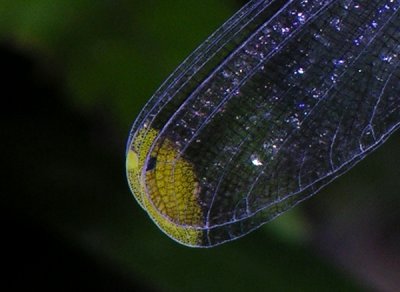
[127,0,400,247]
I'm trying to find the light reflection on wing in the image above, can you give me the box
[126,0,400,247]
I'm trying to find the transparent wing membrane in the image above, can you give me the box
[126,0,400,247]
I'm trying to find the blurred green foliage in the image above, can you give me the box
[1,1,367,291]
[1,0,235,131]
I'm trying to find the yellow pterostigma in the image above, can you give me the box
[126,126,204,246]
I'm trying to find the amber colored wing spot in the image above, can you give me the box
[126,127,203,246]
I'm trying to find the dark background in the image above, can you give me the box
[2,1,399,291]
